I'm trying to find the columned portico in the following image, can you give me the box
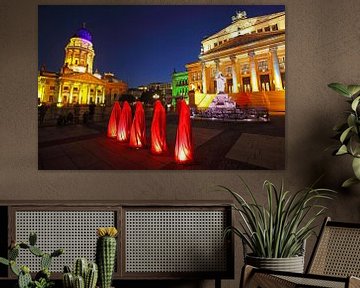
[230,56,239,93]
[270,46,283,90]
[248,51,259,92]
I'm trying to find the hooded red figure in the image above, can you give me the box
[175,100,193,163]
[150,100,168,154]
[107,101,121,138]
[117,101,132,142]
[129,101,146,148]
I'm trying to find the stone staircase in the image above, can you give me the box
[229,90,285,113]
[192,90,285,114]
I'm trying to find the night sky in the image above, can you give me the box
[38,5,285,88]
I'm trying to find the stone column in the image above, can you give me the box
[70,84,74,104]
[102,87,105,104]
[230,56,239,93]
[214,59,220,74]
[201,62,207,94]
[87,85,91,104]
[270,46,283,90]
[248,51,259,92]
[57,82,63,104]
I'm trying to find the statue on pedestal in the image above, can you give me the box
[215,72,226,94]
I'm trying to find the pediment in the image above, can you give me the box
[61,72,104,85]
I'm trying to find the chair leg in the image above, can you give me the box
[240,265,255,288]
[240,265,296,288]
[349,276,360,288]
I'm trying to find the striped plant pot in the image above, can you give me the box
[245,254,305,273]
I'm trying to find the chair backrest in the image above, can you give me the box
[307,217,360,277]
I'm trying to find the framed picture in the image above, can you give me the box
[38,5,285,170]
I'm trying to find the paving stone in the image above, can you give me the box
[225,133,285,169]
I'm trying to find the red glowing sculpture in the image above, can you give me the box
[150,100,168,154]
[129,101,146,148]
[107,102,121,138]
[117,101,132,142]
[174,100,193,164]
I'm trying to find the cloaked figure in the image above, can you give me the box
[107,101,121,138]
[117,101,132,142]
[129,101,146,148]
[150,100,168,154]
[174,100,193,163]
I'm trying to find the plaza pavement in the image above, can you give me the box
[38,112,285,170]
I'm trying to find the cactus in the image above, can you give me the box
[0,233,63,288]
[29,232,37,246]
[0,257,9,266]
[41,253,52,270]
[29,245,44,257]
[9,246,19,260]
[74,258,87,279]
[18,270,32,288]
[10,260,20,276]
[85,263,98,288]
[63,272,74,288]
[96,227,118,288]
[73,275,85,288]
[63,259,98,288]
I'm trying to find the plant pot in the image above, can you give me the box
[245,254,304,273]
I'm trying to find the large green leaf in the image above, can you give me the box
[352,157,360,179]
[342,177,360,188]
[347,114,356,127]
[328,83,351,98]
[340,127,353,143]
[351,96,360,112]
[348,135,360,157]
[347,85,360,97]
[336,144,348,155]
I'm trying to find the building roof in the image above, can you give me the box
[73,24,92,42]
[202,30,285,55]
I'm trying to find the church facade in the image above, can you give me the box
[38,25,128,106]
[186,10,285,111]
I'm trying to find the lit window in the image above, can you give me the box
[272,24,278,31]
[226,66,232,76]
[258,60,269,72]
[241,64,250,75]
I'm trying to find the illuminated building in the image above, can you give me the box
[172,70,189,106]
[186,10,285,112]
[38,24,127,106]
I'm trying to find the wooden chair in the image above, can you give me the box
[241,217,360,288]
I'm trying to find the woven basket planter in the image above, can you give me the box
[245,254,305,273]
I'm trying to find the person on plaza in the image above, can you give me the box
[129,101,146,148]
[117,101,132,142]
[150,100,168,154]
[175,99,193,164]
[107,101,121,138]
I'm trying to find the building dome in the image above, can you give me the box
[75,24,92,42]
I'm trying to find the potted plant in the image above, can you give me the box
[328,83,360,187]
[222,179,335,273]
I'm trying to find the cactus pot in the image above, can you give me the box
[245,254,305,273]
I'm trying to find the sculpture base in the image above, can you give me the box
[208,93,236,109]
